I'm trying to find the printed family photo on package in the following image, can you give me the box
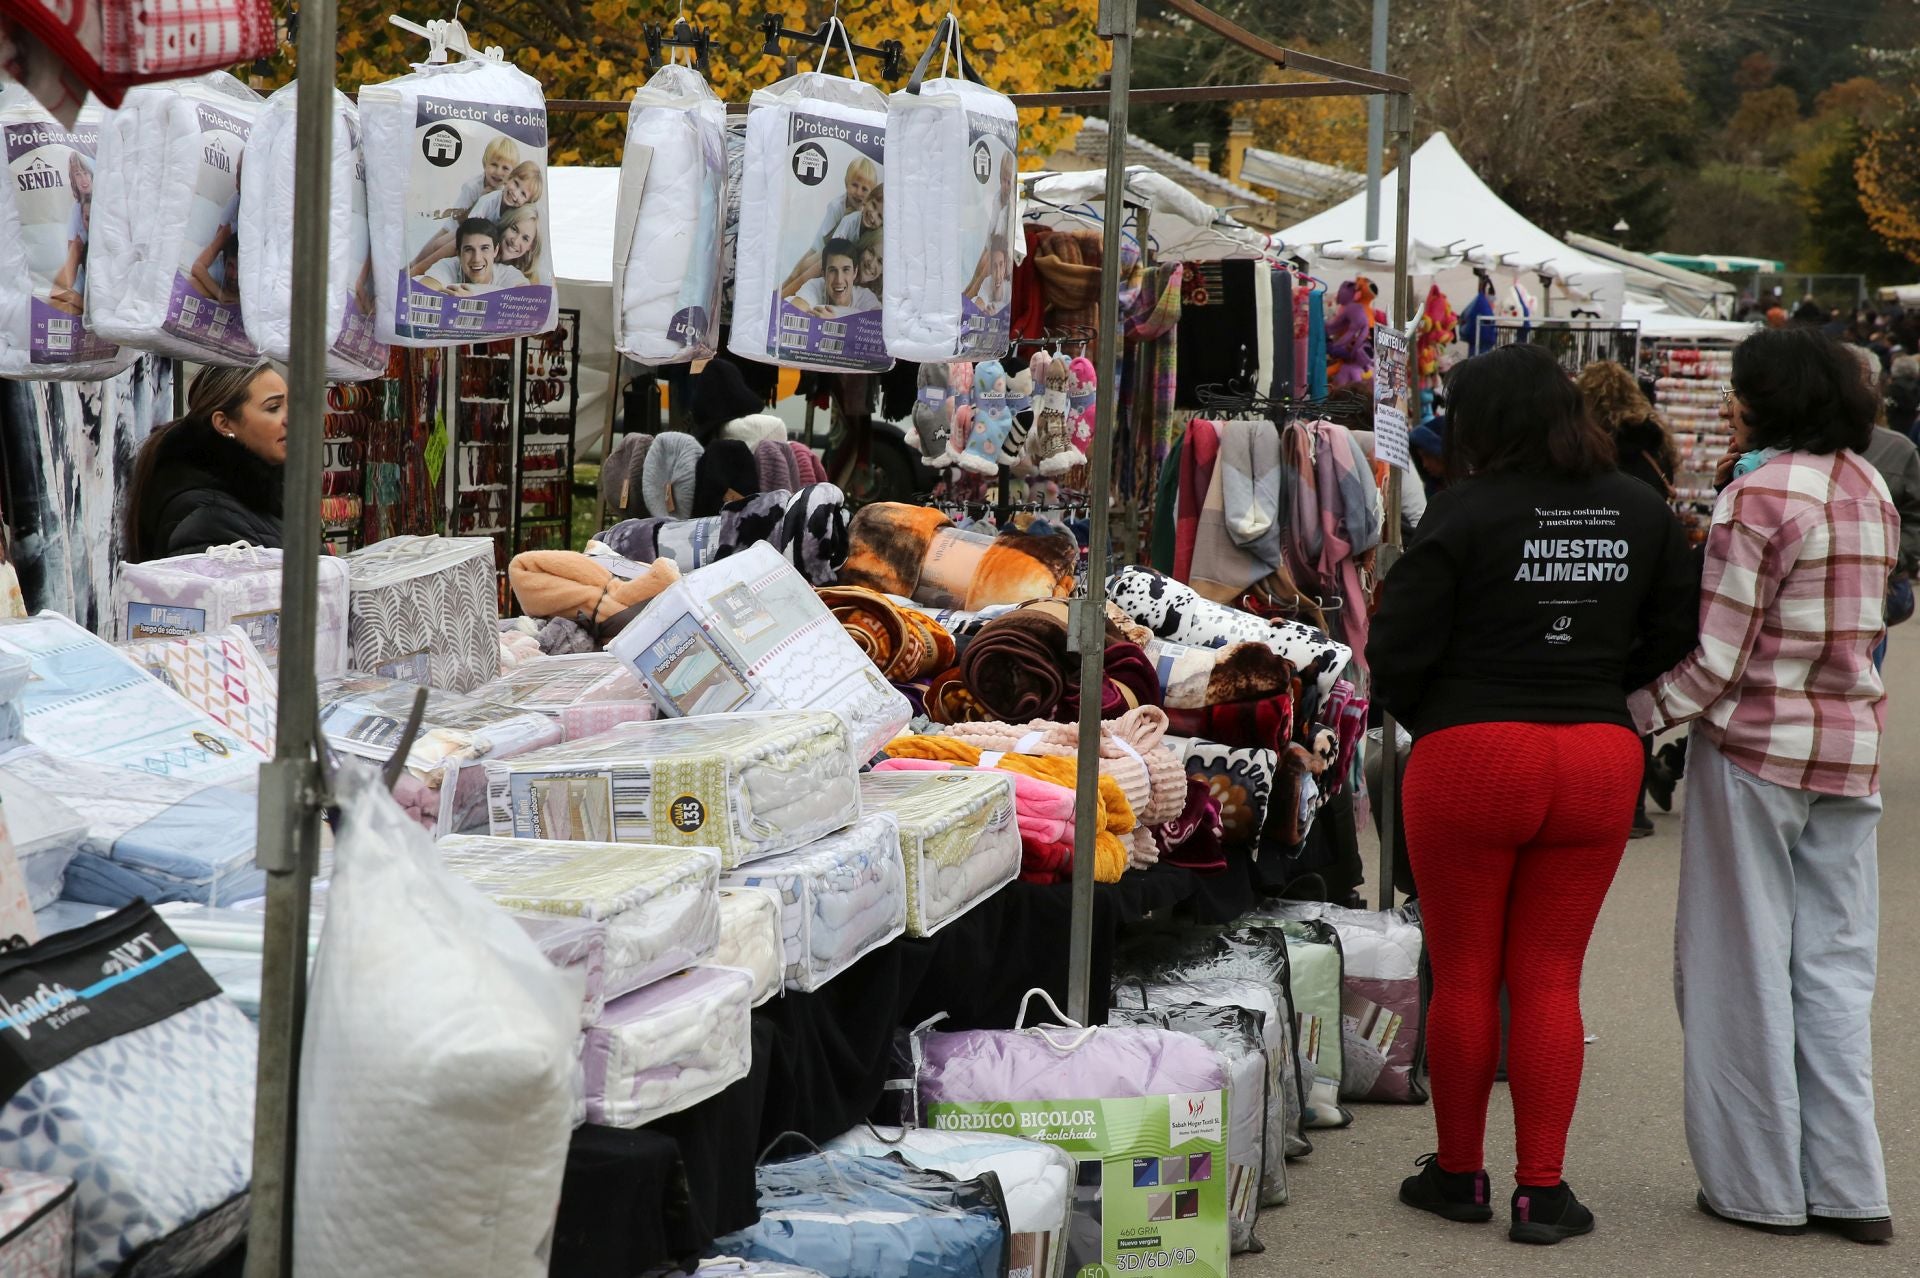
[960,113,1017,348]
[4,110,114,365]
[397,97,554,340]
[772,111,887,369]
[169,102,256,362]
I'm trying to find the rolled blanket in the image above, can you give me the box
[925,666,991,725]
[942,704,1187,826]
[1168,690,1296,758]
[595,484,848,587]
[1143,637,1296,709]
[507,552,680,627]
[818,586,956,682]
[1155,776,1226,874]
[1107,565,1352,700]
[1059,640,1160,721]
[842,503,1078,609]
[957,607,1068,722]
[841,503,951,597]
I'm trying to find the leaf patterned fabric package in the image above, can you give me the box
[344,535,500,693]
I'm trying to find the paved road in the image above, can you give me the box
[1246,632,1919,1274]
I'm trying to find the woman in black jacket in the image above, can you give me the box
[125,362,287,561]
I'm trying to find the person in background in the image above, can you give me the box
[1409,416,1447,498]
[125,362,286,560]
[1888,354,1919,441]
[1848,344,1920,667]
[1632,327,1895,1245]
[1370,344,1699,1247]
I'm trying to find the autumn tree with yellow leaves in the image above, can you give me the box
[1856,90,1920,268]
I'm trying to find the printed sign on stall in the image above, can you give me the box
[1373,322,1413,472]
[4,113,118,365]
[768,110,888,370]
[163,104,258,361]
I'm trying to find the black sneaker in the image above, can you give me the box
[1646,760,1677,812]
[1630,812,1655,840]
[1510,1182,1595,1244]
[1399,1153,1493,1223]
[1808,1213,1894,1244]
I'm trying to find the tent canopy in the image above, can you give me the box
[1021,166,1269,262]
[1650,252,1785,274]
[543,165,623,453]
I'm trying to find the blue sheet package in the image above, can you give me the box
[712,1152,1008,1278]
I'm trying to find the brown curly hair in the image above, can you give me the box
[1577,360,1679,477]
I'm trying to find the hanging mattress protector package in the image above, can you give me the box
[0,612,262,786]
[610,543,911,764]
[359,55,558,347]
[1261,900,1428,1103]
[719,811,906,992]
[882,27,1018,362]
[581,964,753,1128]
[0,88,134,379]
[856,771,1018,938]
[0,768,86,910]
[436,834,720,999]
[485,710,860,869]
[121,626,279,758]
[1106,567,1352,699]
[825,1126,1074,1278]
[0,903,256,1278]
[916,991,1232,1278]
[614,63,726,364]
[1273,917,1350,1128]
[470,652,654,740]
[344,534,502,692]
[111,542,352,676]
[730,56,892,374]
[713,1151,1008,1278]
[320,674,562,836]
[238,82,388,379]
[0,1167,75,1277]
[88,72,263,365]
[714,886,784,1006]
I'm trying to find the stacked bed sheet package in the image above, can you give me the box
[320,675,562,835]
[609,543,911,763]
[1263,901,1427,1103]
[857,772,1018,937]
[485,710,861,869]
[111,543,353,676]
[122,626,279,757]
[471,653,655,741]
[715,888,784,1006]
[721,812,906,992]
[0,767,87,909]
[437,834,719,998]
[344,535,501,693]
[714,1152,1008,1278]
[826,1126,1073,1278]
[582,964,753,1128]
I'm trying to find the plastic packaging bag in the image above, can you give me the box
[614,63,726,364]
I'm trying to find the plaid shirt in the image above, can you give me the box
[1629,449,1897,797]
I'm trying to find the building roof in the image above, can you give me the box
[1240,146,1366,211]
[1070,116,1274,216]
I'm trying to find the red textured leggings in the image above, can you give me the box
[1403,721,1642,1187]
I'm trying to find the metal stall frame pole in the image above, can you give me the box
[1376,89,1414,911]
[1067,0,1137,1028]
[246,0,338,1270]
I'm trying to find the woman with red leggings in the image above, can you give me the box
[1367,344,1700,1245]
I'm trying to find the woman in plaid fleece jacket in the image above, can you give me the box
[1633,327,1898,1244]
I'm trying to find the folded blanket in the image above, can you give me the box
[1142,636,1296,709]
[1163,735,1277,848]
[842,503,1077,608]
[817,586,956,682]
[507,551,680,630]
[1061,640,1159,721]
[1168,692,1296,758]
[596,483,849,587]
[1156,776,1226,874]
[924,666,991,725]
[957,601,1145,723]
[722,813,906,991]
[872,756,1128,885]
[939,704,1187,826]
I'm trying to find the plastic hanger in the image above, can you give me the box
[387,12,503,63]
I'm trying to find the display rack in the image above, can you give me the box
[1644,336,1738,541]
[447,338,520,607]
[514,309,578,556]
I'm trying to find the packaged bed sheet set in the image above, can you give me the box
[714,887,784,1006]
[721,812,906,992]
[122,626,279,758]
[0,767,86,910]
[238,82,388,379]
[344,535,501,692]
[582,964,753,1128]
[0,87,133,379]
[1262,900,1428,1104]
[614,63,726,364]
[470,652,654,740]
[730,57,891,373]
[857,771,1017,937]
[112,542,352,676]
[486,710,860,869]
[609,543,910,763]
[359,56,558,346]
[89,72,263,365]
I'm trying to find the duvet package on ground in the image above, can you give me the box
[1274,917,1350,1127]
[0,87,133,379]
[581,964,753,1128]
[0,767,87,909]
[111,542,353,676]
[0,903,256,1278]
[721,812,905,991]
[714,887,784,1006]
[486,710,860,869]
[609,543,910,763]
[436,834,720,999]
[344,535,501,692]
[825,1126,1073,1278]
[882,31,1018,362]
[856,771,1018,937]
[0,1167,74,1277]
[238,82,387,378]
[122,625,279,758]
[713,1151,1008,1278]
[1262,900,1428,1103]
[297,768,578,1278]
[730,64,891,373]
[88,73,263,364]
[614,63,726,364]
[359,56,558,346]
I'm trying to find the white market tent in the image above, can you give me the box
[1276,132,1627,322]
[1622,298,1757,341]
[545,165,623,452]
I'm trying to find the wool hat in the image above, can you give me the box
[641,430,702,519]
[720,412,789,448]
[692,437,761,518]
[755,438,800,494]
[691,359,766,440]
[600,432,653,522]
[790,440,828,485]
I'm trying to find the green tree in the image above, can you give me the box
[1795,122,1915,283]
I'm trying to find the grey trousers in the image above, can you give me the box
[1677,726,1888,1224]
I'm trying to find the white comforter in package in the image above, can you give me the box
[345,535,501,692]
[484,710,860,869]
[721,812,906,992]
[359,57,558,347]
[582,964,753,1128]
[883,70,1017,362]
[0,88,135,379]
[715,886,784,1006]
[437,833,720,999]
[111,541,352,676]
[730,68,891,373]
[608,542,911,764]
[615,63,726,364]
[857,772,1018,938]
[89,72,263,364]
[0,767,86,910]
[239,82,388,379]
